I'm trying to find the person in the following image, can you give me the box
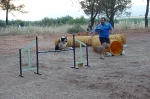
[96,21,100,26]
[87,22,93,35]
[89,17,114,59]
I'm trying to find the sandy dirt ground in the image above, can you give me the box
[0,29,150,99]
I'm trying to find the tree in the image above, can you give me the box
[79,0,103,27]
[79,0,132,27]
[145,0,149,28]
[0,0,27,25]
[102,0,132,27]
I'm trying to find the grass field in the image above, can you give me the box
[0,17,149,36]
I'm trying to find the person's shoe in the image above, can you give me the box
[100,55,105,59]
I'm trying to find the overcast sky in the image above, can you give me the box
[0,0,148,21]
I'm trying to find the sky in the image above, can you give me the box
[0,0,148,21]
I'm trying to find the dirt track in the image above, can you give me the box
[0,30,150,99]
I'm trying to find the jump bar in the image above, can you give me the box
[38,47,74,53]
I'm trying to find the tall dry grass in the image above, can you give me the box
[0,21,148,36]
[0,24,83,36]
[115,20,145,30]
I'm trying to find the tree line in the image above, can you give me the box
[0,16,98,27]
[0,0,149,28]
[0,15,148,28]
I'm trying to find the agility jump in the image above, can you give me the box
[19,37,41,77]
[19,35,90,77]
[72,34,89,69]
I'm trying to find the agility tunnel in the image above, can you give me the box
[91,33,126,46]
[91,36,123,56]
[55,34,126,46]
[54,33,126,56]
[55,36,92,47]
[91,34,125,56]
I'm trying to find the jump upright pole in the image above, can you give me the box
[35,37,41,75]
[19,49,23,77]
[72,34,78,69]
[85,43,89,67]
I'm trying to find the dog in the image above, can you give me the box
[54,36,67,54]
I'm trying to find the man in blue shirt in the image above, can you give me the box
[89,17,114,59]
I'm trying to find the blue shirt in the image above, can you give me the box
[94,22,113,38]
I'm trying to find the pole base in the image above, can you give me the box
[71,66,79,69]
[19,75,23,77]
[34,72,42,75]
[85,65,90,67]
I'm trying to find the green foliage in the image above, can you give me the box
[57,15,73,24]
[1,16,149,29]
[0,20,6,27]
[114,18,119,24]
[19,21,25,27]
[67,24,85,34]
[41,17,55,26]
[67,16,88,25]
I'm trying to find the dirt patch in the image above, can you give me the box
[0,29,150,99]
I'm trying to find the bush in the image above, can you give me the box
[67,24,85,34]
[67,16,87,25]
[0,20,6,27]
[41,17,55,26]
[20,21,25,27]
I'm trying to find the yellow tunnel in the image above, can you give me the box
[91,36,123,56]
[54,34,126,56]
[55,36,92,47]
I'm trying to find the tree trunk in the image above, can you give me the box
[6,8,8,25]
[91,17,95,27]
[108,0,115,28]
[6,0,10,25]
[90,3,98,27]
[109,15,114,28]
[90,7,94,27]
[90,13,98,27]
[145,0,149,28]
